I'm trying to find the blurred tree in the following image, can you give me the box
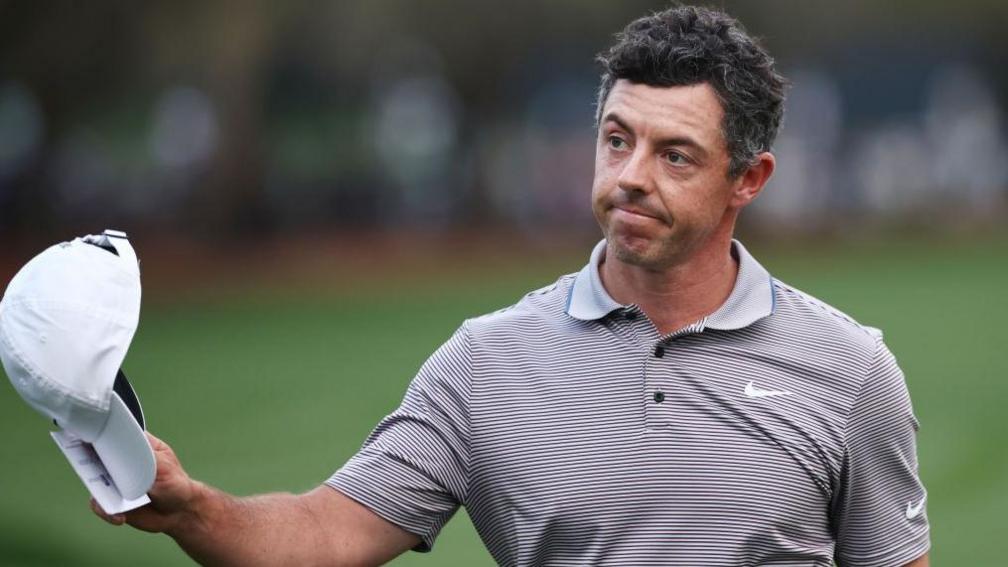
[139,1,295,235]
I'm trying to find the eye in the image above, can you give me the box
[607,136,628,150]
[664,151,689,166]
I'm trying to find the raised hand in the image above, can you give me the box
[90,432,205,536]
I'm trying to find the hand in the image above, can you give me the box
[90,432,205,535]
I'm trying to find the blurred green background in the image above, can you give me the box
[1,0,1007,564]
[1,233,1006,565]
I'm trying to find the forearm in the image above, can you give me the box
[169,483,334,567]
[93,434,419,565]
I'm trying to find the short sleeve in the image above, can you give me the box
[326,324,472,552]
[832,336,930,566]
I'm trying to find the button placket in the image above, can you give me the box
[622,306,683,431]
[616,306,655,351]
[643,324,703,431]
[599,309,643,353]
[644,337,675,430]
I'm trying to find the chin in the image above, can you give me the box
[607,230,688,271]
[609,236,661,268]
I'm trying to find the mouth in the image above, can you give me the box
[613,205,662,222]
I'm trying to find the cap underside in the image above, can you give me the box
[91,371,155,500]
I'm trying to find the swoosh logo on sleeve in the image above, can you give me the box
[906,497,926,519]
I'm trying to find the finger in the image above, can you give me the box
[151,451,173,485]
[89,498,126,525]
[146,432,182,473]
[145,431,168,451]
[121,504,159,531]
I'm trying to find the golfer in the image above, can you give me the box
[93,5,930,566]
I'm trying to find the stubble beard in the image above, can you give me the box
[594,196,685,271]
[605,226,685,272]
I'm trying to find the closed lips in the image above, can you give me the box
[615,205,662,220]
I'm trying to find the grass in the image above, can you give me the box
[0,233,1003,565]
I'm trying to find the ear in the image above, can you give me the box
[729,151,775,208]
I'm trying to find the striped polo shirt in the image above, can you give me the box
[327,239,930,566]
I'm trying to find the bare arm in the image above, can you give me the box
[91,433,420,567]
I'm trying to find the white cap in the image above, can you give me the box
[0,230,155,500]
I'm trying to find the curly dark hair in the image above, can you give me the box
[595,5,787,178]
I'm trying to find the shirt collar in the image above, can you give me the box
[565,239,623,320]
[565,239,775,331]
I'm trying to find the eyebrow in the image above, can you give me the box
[601,112,710,161]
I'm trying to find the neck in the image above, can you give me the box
[600,234,738,336]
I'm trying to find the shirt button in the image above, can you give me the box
[653,391,665,403]
[654,345,665,358]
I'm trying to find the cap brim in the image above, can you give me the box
[91,392,156,500]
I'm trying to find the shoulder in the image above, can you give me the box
[746,278,889,401]
[769,278,882,355]
[742,278,905,429]
[420,273,578,380]
[464,272,578,338]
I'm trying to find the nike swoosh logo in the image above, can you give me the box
[744,381,791,398]
[906,498,925,519]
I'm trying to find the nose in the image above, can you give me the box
[617,147,652,194]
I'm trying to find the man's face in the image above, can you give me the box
[591,80,746,270]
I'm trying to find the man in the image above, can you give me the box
[93,6,930,566]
